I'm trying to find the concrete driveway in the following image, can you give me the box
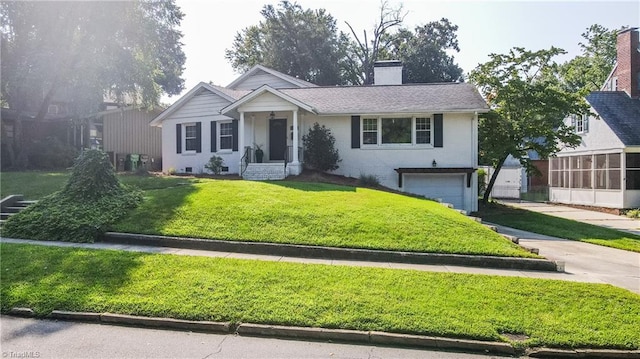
[494,224,640,294]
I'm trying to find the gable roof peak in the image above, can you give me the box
[226,64,318,89]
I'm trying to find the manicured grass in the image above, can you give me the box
[2,243,639,350]
[477,202,640,253]
[0,171,70,199]
[112,180,535,257]
[2,171,530,257]
[0,171,201,199]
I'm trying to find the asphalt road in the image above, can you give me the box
[1,316,511,359]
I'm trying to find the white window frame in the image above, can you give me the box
[575,116,584,133]
[218,121,233,152]
[362,118,378,145]
[361,116,433,147]
[415,117,432,145]
[183,123,198,153]
[573,114,588,134]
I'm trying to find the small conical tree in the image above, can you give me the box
[302,122,341,172]
[62,149,123,200]
[3,149,141,242]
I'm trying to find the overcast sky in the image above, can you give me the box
[165,0,639,103]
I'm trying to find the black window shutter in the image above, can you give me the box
[195,122,202,153]
[434,114,443,148]
[232,119,239,151]
[211,121,217,152]
[176,124,182,154]
[351,115,360,149]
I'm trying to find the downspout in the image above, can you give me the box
[472,111,479,211]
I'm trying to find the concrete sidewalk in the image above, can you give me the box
[499,200,640,235]
[2,233,639,294]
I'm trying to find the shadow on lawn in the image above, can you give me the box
[267,180,356,192]
[1,244,144,316]
[109,181,199,234]
[119,174,203,191]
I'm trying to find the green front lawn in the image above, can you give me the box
[0,171,202,199]
[2,243,638,350]
[2,171,531,257]
[477,202,640,253]
[112,179,535,257]
[0,171,70,199]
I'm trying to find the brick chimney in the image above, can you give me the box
[608,28,640,98]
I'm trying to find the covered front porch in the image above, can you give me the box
[221,85,315,180]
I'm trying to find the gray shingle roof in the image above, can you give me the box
[587,91,640,146]
[280,83,488,114]
[210,84,250,100]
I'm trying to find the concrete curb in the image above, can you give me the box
[101,232,560,272]
[8,307,34,317]
[527,348,640,358]
[100,313,231,333]
[7,309,639,358]
[369,331,515,355]
[49,310,101,322]
[237,323,370,343]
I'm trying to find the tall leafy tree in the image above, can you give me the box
[469,47,588,203]
[388,18,463,83]
[560,24,620,95]
[1,0,186,167]
[225,1,354,85]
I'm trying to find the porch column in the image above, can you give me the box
[292,109,300,165]
[239,111,245,170]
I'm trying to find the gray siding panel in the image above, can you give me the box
[102,109,162,158]
[170,92,231,120]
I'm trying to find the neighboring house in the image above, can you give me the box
[151,62,488,213]
[485,151,548,200]
[483,155,528,199]
[1,89,164,171]
[82,106,164,170]
[0,108,73,169]
[550,28,640,209]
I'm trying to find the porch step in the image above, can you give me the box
[243,163,287,181]
[0,195,38,226]
[16,200,38,206]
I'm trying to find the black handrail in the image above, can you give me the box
[240,146,252,176]
[283,146,289,176]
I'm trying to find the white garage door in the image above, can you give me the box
[404,174,465,209]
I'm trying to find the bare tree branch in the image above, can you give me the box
[344,0,406,84]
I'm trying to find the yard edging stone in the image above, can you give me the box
[100,312,231,333]
[5,310,639,358]
[49,310,101,322]
[527,348,640,358]
[100,232,560,271]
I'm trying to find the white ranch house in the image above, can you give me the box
[151,62,489,213]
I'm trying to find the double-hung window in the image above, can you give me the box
[573,114,588,134]
[184,124,198,152]
[219,122,233,151]
[362,118,378,145]
[415,117,431,144]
